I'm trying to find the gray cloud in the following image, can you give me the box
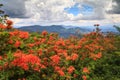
[73,0,108,20]
[107,0,120,14]
[112,0,120,14]
[1,0,29,18]
[1,0,120,22]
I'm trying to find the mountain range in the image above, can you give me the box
[17,25,118,38]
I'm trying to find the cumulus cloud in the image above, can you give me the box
[1,0,29,18]
[74,0,113,20]
[107,0,120,14]
[25,0,75,21]
[1,0,120,26]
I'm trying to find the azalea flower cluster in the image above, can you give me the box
[0,22,116,80]
[0,20,13,29]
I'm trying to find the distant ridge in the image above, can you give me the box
[17,25,118,38]
[17,25,91,38]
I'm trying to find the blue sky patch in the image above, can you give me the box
[65,4,80,16]
[65,3,94,16]
[81,4,94,15]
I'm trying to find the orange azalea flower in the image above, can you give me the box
[9,30,19,37]
[96,52,102,59]
[42,30,48,36]
[82,75,87,80]
[6,25,12,29]
[0,23,6,29]
[0,56,2,60]
[6,20,13,26]
[63,52,68,57]
[83,67,89,73]
[73,74,78,78]
[68,44,75,49]
[28,50,34,54]
[55,39,65,46]
[0,66,3,70]
[14,40,21,48]
[54,66,61,71]
[67,66,75,74]
[27,43,35,48]
[40,38,46,43]
[38,48,42,55]
[93,57,97,61]
[33,37,37,41]
[57,70,65,76]
[12,53,41,71]
[50,55,60,64]
[53,45,59,51]
[22,78,26,80]
[19,31,29,39]
[66,56,71,60]
[40,64,46,69]
[71,53,78,61]
[49,35,54,40]
[8,39,13,44]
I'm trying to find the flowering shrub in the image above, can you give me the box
[0,21,118,80]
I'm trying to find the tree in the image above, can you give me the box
[0,3,13,29]
[0,3,9,24]
[113,25,120,33]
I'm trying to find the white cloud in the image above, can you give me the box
[2,0,120,27]
[25,0,75,21]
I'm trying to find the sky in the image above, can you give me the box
[1,0,120,27]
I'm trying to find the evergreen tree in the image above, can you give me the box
[0,3,8,24]
[113,25,120,33]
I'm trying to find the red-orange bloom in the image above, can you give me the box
[0,56,2,60]
[9,30,19,37]
[67,66,75,74]
[50,55,60,64]
[96,52,102,59]
[73,74,78,78]
[71,53,78,61]
[55,39,65,46]
[66,56,71,60]
[6,20,13,26]
[27,43,35,48]
[0,23,6,29]
[42,30,48,36]
[83,67,89,73]
[8,39,13,44]
[12,51,41,71]
[54,66,61,71]
[82,75,87,80]
[37,48,42,55]
[6,25,12,29]
[57,70,65,76]
[14,40,21,48]
[19,31,29,39]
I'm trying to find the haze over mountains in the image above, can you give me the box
[17,25,118,38]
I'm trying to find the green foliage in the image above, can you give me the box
[113,25,120,33]
[0,31,10,54]
[0,24,120,80]
[90,52,120,80]
[115,35,120,51]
